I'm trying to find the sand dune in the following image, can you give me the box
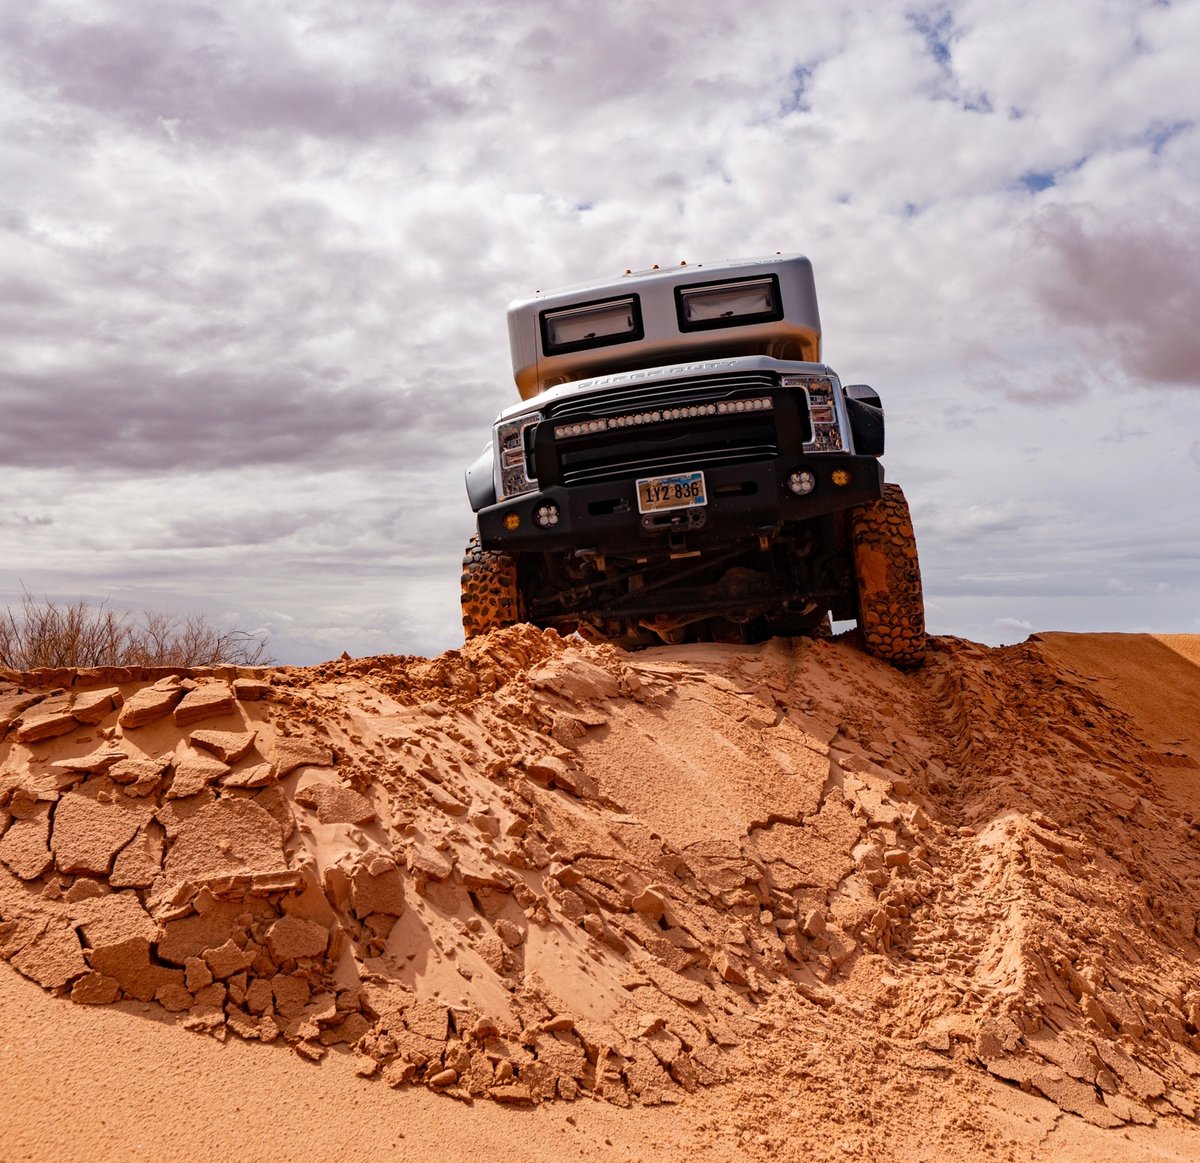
[3,629,1199,1161]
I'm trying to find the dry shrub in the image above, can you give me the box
[0,591,272,670]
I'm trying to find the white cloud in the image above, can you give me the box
[992,616,1036,640]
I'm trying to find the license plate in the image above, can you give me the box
[636,470,707,514]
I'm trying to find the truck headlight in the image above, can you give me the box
[781,375,844,453]
[495,412,542,500]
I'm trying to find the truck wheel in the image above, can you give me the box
[461,535,523,638]
[849,484,926,668]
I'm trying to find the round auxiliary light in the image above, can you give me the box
[504,512,521,530]
[534,503,560,529]
[788,470,816,495]
[831,470,851,487]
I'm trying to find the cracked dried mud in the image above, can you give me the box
[3,628,1200,1161]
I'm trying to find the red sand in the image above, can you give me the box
[3,629,1200,1161]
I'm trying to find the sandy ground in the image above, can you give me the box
[3,629,1200,1162]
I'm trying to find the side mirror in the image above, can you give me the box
[843,386,885,457]
[465,445,497,512]
[844,383,882,410]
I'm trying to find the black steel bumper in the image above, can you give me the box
[477,454,883,556]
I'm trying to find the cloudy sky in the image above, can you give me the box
[2,0,1197,664]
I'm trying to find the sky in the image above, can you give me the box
[1,0,1198,664]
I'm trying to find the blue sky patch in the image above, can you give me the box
[779,64,812,116]
[1020,171,1056,193]
[1144,120,1192,155]
[907,8,954,68]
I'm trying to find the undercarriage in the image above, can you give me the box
[518,518,853,645]
[463,485,926,665]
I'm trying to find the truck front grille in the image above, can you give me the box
[542,371,800,488]
[548,371,776,419]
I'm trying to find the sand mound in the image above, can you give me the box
[3,628,1200,1139]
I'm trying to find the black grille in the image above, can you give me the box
[559,426,777,486]
[541,371,800,488]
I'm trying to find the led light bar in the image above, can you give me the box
[553,396,773,440]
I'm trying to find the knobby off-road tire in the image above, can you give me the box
[848,484,926,668]
[461,534,523,639]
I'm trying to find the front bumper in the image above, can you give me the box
[477,454,883,556]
